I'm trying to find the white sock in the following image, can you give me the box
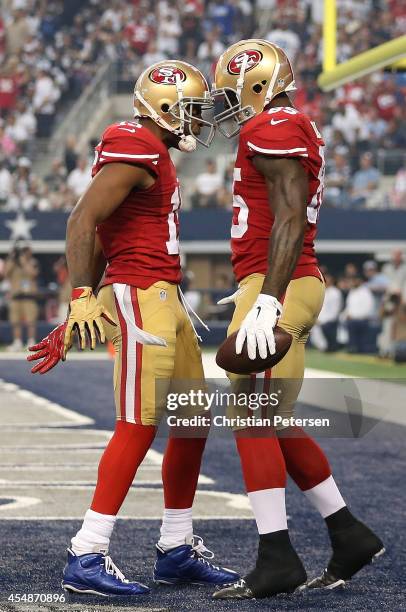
[304,475,346,518]
[248,488,288,534]
[71,509,116,556]
[158,508,193,551]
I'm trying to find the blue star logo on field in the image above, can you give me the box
[5,212,37,241]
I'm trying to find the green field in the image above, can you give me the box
[306,349,406,379]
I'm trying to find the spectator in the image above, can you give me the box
[193,159,224,208]
[53,256,71,323]
[390,165,406,208]
[377,251,406,357]
[124,7,154,56]
[350,152,381,208]
[178,12,202,57]
[208,1,237,40]
[312,273,343,352]
[13,101,37,141]
[142,42,167,68]
[324,152,351,207]
[0,56,20,111]
[363,260,388,312]
[67,158,91,198]
[7,157,38,211]
[0,125,17,157]
[6,8,30,55]
[45,159,67,192]
[382,250,406,299]
[156,11,181,56]
[265,20,301,60]
[197,29,225,64]
[345,275,376,353]
[33,67,60,138]
[0,161,12,206]
[392,302,406,363]
[4,245,39,350]
[379,292,401,358]
[64,135,79,175]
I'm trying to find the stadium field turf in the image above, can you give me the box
[0,360,404,611]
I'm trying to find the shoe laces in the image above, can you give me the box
[103,555,129,583]
[190,535,220,569]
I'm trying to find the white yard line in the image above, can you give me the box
[0,379,94,426]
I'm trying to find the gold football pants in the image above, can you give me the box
[227,273,325,424]
[98,282,205,425]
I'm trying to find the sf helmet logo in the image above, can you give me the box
[227,50,263,75]
[149,66,186,85]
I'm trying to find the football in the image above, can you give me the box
[216,326,292,374]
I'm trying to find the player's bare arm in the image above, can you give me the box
[64,162,155,353]
[66,162,154,287]
[252,155,308,299]
[90,233,107,292]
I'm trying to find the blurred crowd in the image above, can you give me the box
[0,0,405,212]
[1,246,406,361]
[310,250,406,361]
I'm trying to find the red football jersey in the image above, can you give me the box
[231,106,325,282]
[93,121,181,288]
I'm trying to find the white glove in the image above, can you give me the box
[236,294,283,360]
[217,289,242,306]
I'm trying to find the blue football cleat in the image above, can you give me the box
[153,535,239,586]
[62,548,150,597]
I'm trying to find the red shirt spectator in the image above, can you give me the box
[124,21,153,55]
[0,74,19,110]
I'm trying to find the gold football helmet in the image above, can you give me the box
[212,39,296,137]
[133,60,214,149]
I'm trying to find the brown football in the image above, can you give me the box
[216,326,292,374]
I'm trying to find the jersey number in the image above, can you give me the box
[166,187,181,254]
[231,168,248,238]
[307,145,325,223]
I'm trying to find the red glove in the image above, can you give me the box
[27,322,69,374]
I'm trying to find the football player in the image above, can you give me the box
[28,61,238,597]
[211,40,384,599]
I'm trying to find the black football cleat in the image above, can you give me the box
[213,530,307,600]
[306,519,385,590]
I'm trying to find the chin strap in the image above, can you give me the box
[134,91,177,134]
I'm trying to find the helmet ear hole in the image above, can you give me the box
[261,80,267,85]
[161,103,170,113]
[253,84,262,94]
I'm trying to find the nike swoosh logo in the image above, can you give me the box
[270,118,288,125]
[118,128,137,133]
[256,306,261,319]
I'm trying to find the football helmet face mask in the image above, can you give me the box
[212,39,296,138]
[134,60,215,150]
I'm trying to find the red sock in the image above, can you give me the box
[278,426,331,491]
[162,437,207,508]
[91,421,156,515]
[235,435,286,492]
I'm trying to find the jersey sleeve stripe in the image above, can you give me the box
[247,142,308,156]
[101,151,160,160]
